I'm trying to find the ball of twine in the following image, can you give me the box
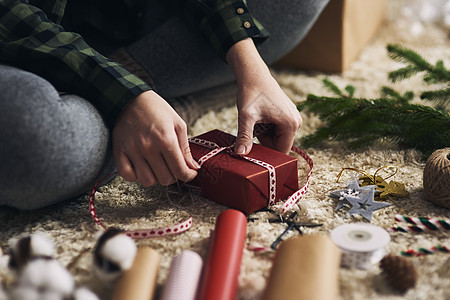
[423,148,450,209]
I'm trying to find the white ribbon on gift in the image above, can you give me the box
[188,137,314,214]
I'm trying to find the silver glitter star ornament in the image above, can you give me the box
[344,186,391,221]
[329,178,376,211]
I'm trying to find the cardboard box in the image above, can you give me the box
[275,0,388,72]
[188,130,298,214]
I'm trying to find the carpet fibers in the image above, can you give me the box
[1,1,449,299]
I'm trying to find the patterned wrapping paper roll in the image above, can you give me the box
[197,209,248,300]
[160,250,203,300]
[111,247,160,300]
[330,223,390,270]
[263,235,341,300]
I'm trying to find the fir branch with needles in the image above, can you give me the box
[386,43,450,106]
[298,44,450,157]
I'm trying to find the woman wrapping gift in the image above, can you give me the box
[0,0,329,209]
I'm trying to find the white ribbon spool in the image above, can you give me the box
[330,223,390,270]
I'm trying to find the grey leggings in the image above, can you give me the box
[0,0,329,209]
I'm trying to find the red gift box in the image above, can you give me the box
[188,130,299,214]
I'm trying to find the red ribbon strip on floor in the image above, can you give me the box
[89,172,193,239]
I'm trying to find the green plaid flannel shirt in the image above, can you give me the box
[0,0,269,127]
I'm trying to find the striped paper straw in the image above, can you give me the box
[401,245,450,257]
[395,214,450,231]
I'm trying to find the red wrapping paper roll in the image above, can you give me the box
[197,209,248,300]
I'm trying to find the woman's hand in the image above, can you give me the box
[112,90,200,187]
[226,38,302,155]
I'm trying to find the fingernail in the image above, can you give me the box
[235,145,246,155]
[192,159,201,169]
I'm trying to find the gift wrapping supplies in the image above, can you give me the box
[110,210,344,300]
[88,129,316,299]
[92,129,392,300]
[188,129,301,214]
[109,209,247,300]
[15,127,423,299]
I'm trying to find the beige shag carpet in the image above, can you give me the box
[1,1,449,299]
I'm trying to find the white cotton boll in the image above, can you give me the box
[8,233,55,269]
[18,259,74,297]
[101,234,136,271]
[8,233,55,258]
[72,287,100,300]
[29,233,55,258]
[92,229,137,284]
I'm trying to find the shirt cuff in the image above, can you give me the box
[86,63,153,128]
[200,0,270,59]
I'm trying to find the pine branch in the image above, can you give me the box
[321,78,356,98]
[386,44,432,71]
[300,95,449,156]
[388,66,422,83]
[386,44,450,105]
[322,78,343,96]
[299,44,450,157]
[422,60,450,84]
[344,85,356,97]
[380,86,414,103]
[298,94,364,121]
[420,88,450,105]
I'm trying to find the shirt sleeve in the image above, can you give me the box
[0,0,152,127]
[180,0,270,59]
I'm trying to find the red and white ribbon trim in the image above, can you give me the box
[188,138,313,214]
[89,172,192,239]
[190,137,279,205]
[89,137,313,235]
[124,217,193,239]
[282,145,314,214]
[241,156,277,205]
[188,137,230,167]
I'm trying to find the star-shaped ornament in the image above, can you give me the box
[344,186,391,221]
[329,178,376,211]
[360,175,409,200]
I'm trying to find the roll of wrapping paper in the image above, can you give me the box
[160,250,203,300]
[197,209,248,300]
[111,247,160,300]
[263,235,341,300]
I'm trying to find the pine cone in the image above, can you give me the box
[380,254,418,293]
